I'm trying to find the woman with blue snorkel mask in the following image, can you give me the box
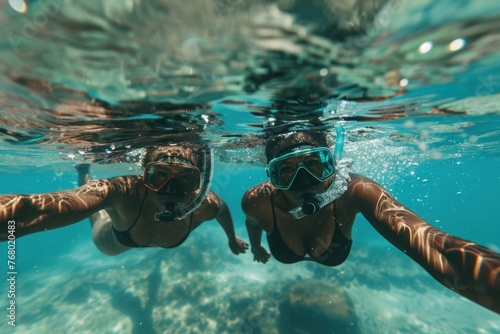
[243,128,500,314]
[0,141,248,256]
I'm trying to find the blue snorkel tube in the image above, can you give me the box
[290,125,346,219]
[333,124,345,161]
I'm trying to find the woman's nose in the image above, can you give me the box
[159,178,185,195]
[290,168,320,189]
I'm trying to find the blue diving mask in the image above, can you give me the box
[267,125,347,219]
[268,147,335,190]
[268,125,345,191]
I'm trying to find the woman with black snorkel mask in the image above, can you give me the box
[242,127,500,314]
[0,141,248,256]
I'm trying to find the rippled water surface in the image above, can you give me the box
[0,0,499,168]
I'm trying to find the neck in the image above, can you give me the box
[278,190,302,209]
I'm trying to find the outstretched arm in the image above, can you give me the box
[350,174,500,314]
[0,177,135,240]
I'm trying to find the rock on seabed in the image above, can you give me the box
[278,279,360,334]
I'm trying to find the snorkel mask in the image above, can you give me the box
[143,147,214,222]
[268,125,349,219]
[144,157,201,196]
[268,147,335,190]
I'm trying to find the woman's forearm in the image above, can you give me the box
[357,178,500,314]
[216,201,237,241]
[373,195,500,313]
[0,194,95,239]
[0,179,115,240]
[245,220,263,249]
[439,235,500,314]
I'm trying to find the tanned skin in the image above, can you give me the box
[1,176,248,256]
[243,173,500,314]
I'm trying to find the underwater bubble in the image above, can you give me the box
[181,38,201,59]
[404,120,415,128]
[419,41,433,54]
[8,0,27,13]
[469,135,478,143]
[448,38,466,52]
[430,151,443,159]
[487,244,499,253]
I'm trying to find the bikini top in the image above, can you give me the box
[266,192,352,266]
[112,189,193,248]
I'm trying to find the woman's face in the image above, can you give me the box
[146,161,200,195]
[145,148,202,204]
[269,143,335,199]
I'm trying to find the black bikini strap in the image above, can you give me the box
[187,212,194,233]
[270,191,278,231]
[122,188,149,233]
[333,200,337,224]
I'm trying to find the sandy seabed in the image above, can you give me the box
[3,232,499,334]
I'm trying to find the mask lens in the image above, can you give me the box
[144,163,201,193]
[268,148,334,189]
[175,168,201,192]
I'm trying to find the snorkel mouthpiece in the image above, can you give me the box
[154,202,176,222]
[290,185,332,219]
[302,193,322,215]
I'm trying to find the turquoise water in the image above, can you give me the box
[2,157,499,333]
[1,0,500,333]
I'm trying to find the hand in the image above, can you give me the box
[229,237,249,255]
[251,246,270,264]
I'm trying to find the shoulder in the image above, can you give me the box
[242,182,276,229]
[242,182,273,212]
[341,173,394,212]
[195,191,222,221]
[346,173,385,195]
[204,191,223,208]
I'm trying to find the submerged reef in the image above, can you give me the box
[12,232,500,334]
[278,280,359,334]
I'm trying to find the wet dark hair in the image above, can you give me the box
[142,141,206,168]
[264,131,330,162]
